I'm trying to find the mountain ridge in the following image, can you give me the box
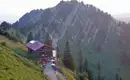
[11,1,130,80]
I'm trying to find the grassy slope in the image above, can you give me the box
[57,58,78,80]
[0,35,45,80]
[0,35,27,51]
[61,68,76,80]
[0,35,38,60]
[0,35,88,80]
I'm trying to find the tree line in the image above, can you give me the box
[61,40,123,80]
[26,32,123,80]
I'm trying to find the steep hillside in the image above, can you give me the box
[0,21,26,43]
[12,1,130,80]
[0,42,45,80]
[0,35,26,51]
[0,35,78,80]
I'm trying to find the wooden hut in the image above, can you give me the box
[26,40,53,57]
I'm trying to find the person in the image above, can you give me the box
[51,59,55,62]
[42,57,46,68]
[51,62,56,71]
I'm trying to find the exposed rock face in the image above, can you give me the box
[12,1,130,80]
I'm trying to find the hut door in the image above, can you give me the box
[52,50,57,57]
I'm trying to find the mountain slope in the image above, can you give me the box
[0,35,78,80]
[12,1,130,80]
[0,21,26,43]
[0,43,45,80]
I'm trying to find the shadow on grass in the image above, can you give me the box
[13,48,39,61]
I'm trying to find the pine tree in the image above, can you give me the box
[88,69,93,80]
[45,33,52,46]
[97,61,101,80]
[26,32,33,43]
[56,47,60,58]
[77,49,85,80]
[83,58,88,72]
[115,73,122,80]
[77,39,84,72]
[71,0,78,2]
[0,21,11,30]
[115,73,119,80]
[78,49,83,73]
[63,40,75,71]
[120,77,122,80]
[34,31,40,40]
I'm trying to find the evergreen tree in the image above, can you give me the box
[34,31,40,40]
[56,47,60,58]
[97,61,101,80]
[0,21,11,30]
[63,40,75,71]
[83,58,88,72]
[115,73,122,80]
[115,73,120,80]
[114,68,122,80]
[78,49,83,73]
[83,58,93,80]
[120,77,122,80]
[78,51,84,80]
[88,69,93,80]
[71,0,78,3]
[45,32,52,46]
[26,32,33,43]
[97,61,101,72]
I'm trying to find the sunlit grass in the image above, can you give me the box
[56,73,62,80]
[57,58,76,80]
[0,43,45,80]
[0,35,27,51]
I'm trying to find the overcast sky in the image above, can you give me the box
[0,0,129,23]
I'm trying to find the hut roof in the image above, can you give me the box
[26,40,44,51]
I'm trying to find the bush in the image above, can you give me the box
[34,61,39,66]
[0,29,19,42]
[8,35,19,42]
[0,42,6,46]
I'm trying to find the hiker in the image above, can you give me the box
[42,60,46,68]
[51,62,57,71]
[42,57,46,68]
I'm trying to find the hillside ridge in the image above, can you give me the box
[1,1,130,80]
[0,41,45,80]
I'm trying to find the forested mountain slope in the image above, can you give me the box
[12,1,130,80]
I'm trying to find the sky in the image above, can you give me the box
[0,0,129,23]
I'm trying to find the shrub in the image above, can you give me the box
[0,29,19,42]
[7,34,19,42]
[10,78,14,80]
[0,42,6,46]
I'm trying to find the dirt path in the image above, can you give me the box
[44,62,66,80]
[44,62,58,80]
